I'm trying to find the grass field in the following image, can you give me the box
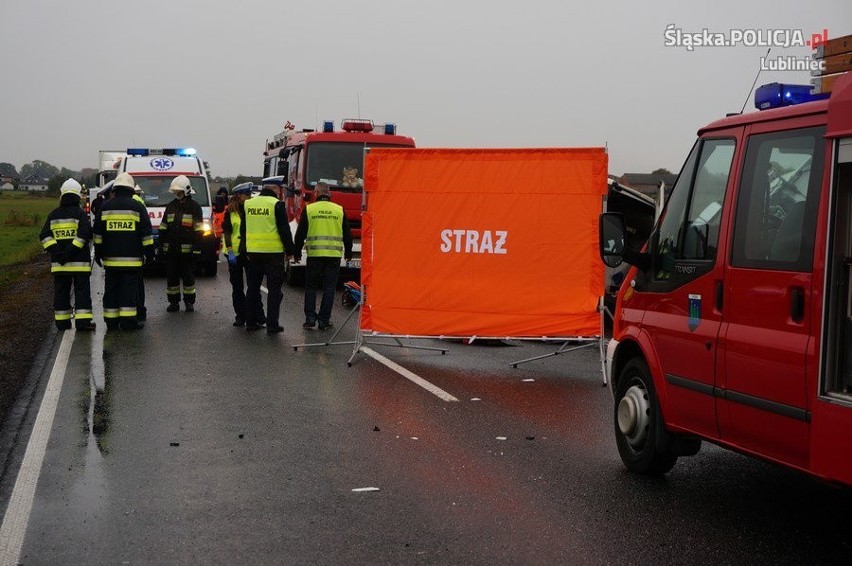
[0,192,57,267]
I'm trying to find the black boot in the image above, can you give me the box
[120,319,145,331]
[75,320,97,332]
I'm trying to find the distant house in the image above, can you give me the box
[0,182,14,191]
[0,174,18,189]
[19,176,49,192]
[617,173,678,199]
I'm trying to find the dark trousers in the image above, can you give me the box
[165,254,196,305]
[104,269,139,329]
[304,257,340,325]
[246,253,285,327]
[53,272,93,329]
[137,268,147,319]
[228,254,264,322]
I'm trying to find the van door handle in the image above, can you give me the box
[791,287,805,323]
[715,281,723,312]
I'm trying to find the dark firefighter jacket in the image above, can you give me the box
[158,196,204,255]
[93,186,154,269]
[39,194,94,273]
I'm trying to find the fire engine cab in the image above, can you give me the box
[262,119,415,284]
[117,148,220,275]
[599,59,852,485]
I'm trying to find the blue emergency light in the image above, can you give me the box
[126,147,197,157]
[754,83,829,110]
[323,120,334,133]
[383,123,397,135]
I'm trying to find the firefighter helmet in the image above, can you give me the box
[59,178,82,196]
[114,172,136,189]
[169,175,192,196]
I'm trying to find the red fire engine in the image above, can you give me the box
[262,119,415,284]
[599,40,852,485]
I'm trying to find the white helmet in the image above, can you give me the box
[169,175,192,196]
[134,184,143,194]
[60,178,82,197]
[114,172,136,189]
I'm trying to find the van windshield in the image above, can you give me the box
[305,142,411,192]
[133,175,210,206]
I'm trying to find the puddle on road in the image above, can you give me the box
[86,326,112,455]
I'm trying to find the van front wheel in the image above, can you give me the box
[614,358,677,475]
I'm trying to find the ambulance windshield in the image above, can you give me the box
[305,142,410,191]
[133,176,211,206]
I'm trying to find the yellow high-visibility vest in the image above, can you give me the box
[244,196,283,253]
[227,210,243,255]
[305,200,344,258]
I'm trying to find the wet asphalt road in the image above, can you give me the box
[2,265,851,564]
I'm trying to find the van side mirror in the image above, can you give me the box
[599,212,652,271]
[600,213,626,267]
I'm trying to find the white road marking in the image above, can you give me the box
[351,487,380,492]
[360,347,459,403]
[260,285,268,294]
[0,330,75,565]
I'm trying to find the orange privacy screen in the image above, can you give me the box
[361,148,607,338]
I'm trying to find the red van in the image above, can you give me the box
[599,69,852,485]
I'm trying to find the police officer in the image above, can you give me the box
[39,178,97,331]
[158,175,203,312]
[222,183,265,326]
[293,182,353,330]
[93,172,154,331]
[244,181,295,334]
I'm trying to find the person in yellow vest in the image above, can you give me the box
[38,178,96,331]
[293,182,353,330]
[222,183,265,326]
[244,181,295,334]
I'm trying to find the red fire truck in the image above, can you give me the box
[599,60,852,485]
[262,119,415,284]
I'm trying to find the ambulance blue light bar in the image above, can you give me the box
[125,147,197,157]
[754,83,829,110]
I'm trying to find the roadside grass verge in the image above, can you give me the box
[0,192,56,277]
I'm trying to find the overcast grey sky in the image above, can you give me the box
[0,0,847,178]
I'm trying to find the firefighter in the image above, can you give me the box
[158,175,203,312]
[133,185,149,321]
[39,178,97,331]
[92,172,154,331]
[222,183,265,326]
[293,182,353,330]
[244,181,295,334]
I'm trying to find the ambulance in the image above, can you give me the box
[117,148,220,275]
[599,60,852,485]
[262,119,415,285]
